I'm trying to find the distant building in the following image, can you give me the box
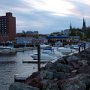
[16,37,32,44]
[47,36,69,45]
[82,18,86,31]
[26,31,38,35]
[16,32,48,46]
[0,12,16,43]
[61,29,70,36]
[70,36,80,43]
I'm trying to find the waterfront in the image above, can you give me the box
[0,50,38,90]
[0,43,90,90]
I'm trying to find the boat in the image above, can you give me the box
[30,44,57,61]
[22,59,50,63]
[31,46,74,60]
[0,46,16,55]
[57,47,76,55]
[15,47,33,52]
[30,53,57,61]
[70,45,79,50]
[30,44,78,63]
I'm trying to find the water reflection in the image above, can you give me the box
[0,50,38,90]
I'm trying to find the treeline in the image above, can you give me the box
[69,27,90,40]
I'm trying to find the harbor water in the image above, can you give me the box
[0,50,38,90]
[0,43,90,90]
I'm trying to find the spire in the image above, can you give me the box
[82,18,86,30]
[70,22,72,30]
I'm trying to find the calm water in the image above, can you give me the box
[0,50,38,90]
[0,43,89,90]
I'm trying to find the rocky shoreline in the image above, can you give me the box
[9,48,90,90]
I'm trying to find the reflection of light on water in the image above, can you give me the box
[0,50,38,90]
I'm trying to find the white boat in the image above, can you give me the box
[57,47,76,55]
[30,45,78,63]
[70,45,79,50]
[0,46,16,55]
[31,53,57,61]
[30,47,66,61]
[42,48,65,58]
[40,44,51,48]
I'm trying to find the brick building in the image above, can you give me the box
[0,12,16,43]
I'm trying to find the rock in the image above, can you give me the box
[78,66,90,74]
[60,74,90,90]
[28,72,39,79]
[41,79,49,90]
[43,80,59,90]
[78,60,88,66]
[66,55,80,62]
[80,50,90,60]
[52,63,72,73]
[40,70,68,80]
[9,82,39,90]
[55,57,68,64]
[88,61,90,65]
[70,61,80,69]
[23,48,90,90]
[40,70,54,80]
[26,77,43,89]
[53,72,68,80]
[44,62,53,69]
[71,70,78,73]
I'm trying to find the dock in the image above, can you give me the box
[22,60,50,64]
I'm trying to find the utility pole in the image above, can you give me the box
[37,44,41,72]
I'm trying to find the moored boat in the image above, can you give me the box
[0,46,16,55]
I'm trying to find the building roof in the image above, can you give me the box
[47,36,69,39]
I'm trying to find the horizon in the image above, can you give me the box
[0,0,90,34]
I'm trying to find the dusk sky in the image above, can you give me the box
[0,0,90,34]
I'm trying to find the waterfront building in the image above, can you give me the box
[47,36,70,45]
[32,37,48,45]
[0,12,16,43]
[16,33,48,47]
[16,37,32,44]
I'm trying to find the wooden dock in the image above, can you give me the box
[22,60,49,64]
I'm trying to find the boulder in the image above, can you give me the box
[52,63,72,73]
[78,60,88,66]
[60,74,90,90]
[26,76,43,89]
[55,57,67,64]
[44,62,53,69]
[78,66,90,74]
[66,55,81,62]
[70,61,80,69]
[40,70,54,80]
[42,80,59,90]
[53,72,68,80]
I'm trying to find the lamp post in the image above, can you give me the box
[37,44,41,72]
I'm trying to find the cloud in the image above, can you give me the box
[21,0,77,16]
[68,0,90,18]
[0,0,90,34]
[71,0,90,5]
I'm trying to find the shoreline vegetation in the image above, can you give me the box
[9,47,90,90]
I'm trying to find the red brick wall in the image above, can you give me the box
[0,12,16,43]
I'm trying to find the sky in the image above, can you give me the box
[0,0,90,34]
